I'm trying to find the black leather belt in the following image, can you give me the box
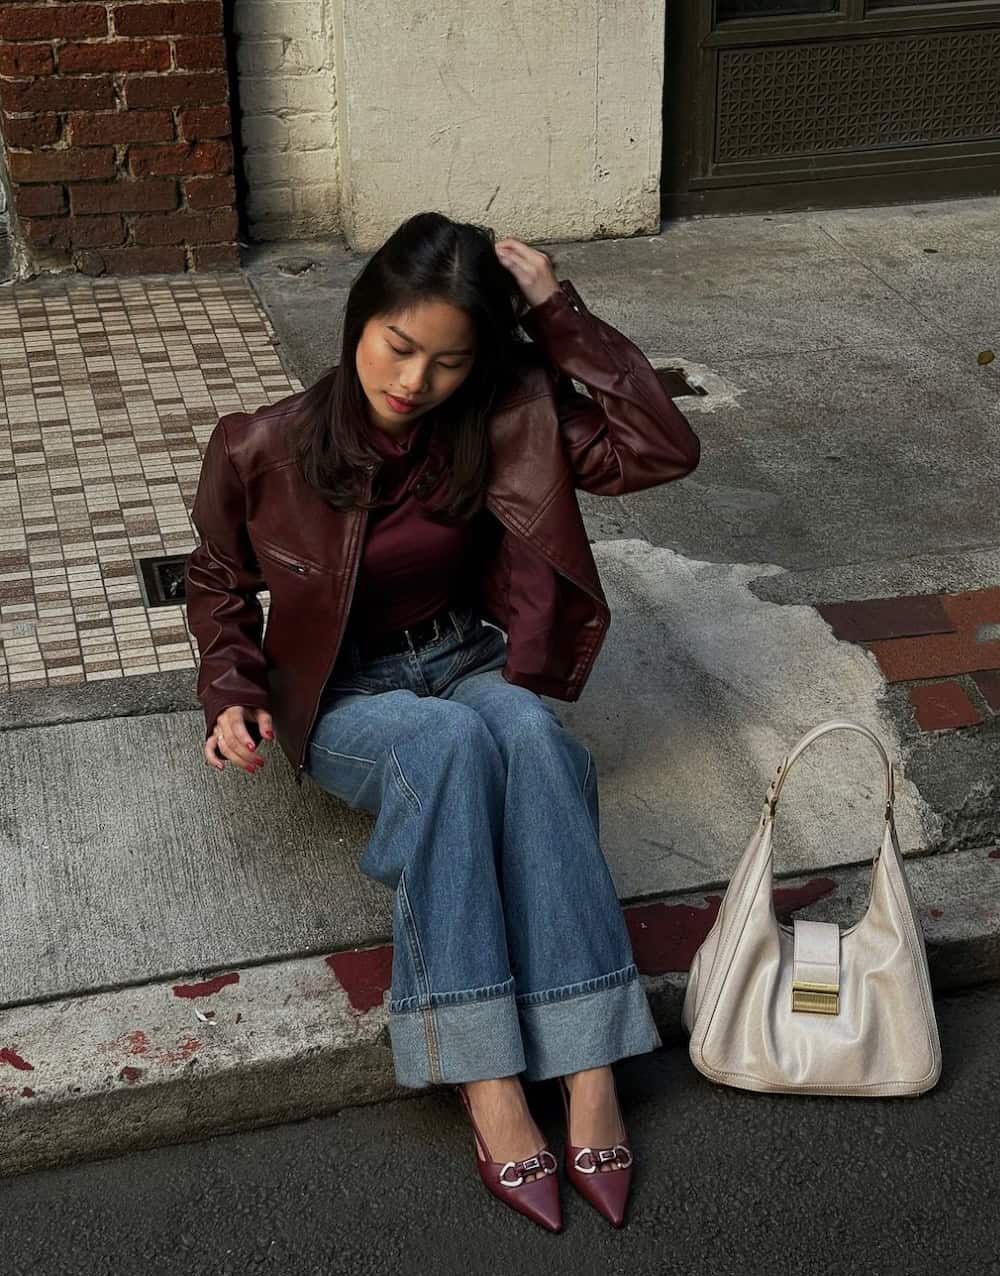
[353,608,455,661]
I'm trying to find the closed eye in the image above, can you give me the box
[387,341,467,370]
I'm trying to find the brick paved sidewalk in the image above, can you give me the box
[0,273,297,692]
[819,590,1000,734]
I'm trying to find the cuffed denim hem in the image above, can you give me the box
[389,977,515,1014]
[518,970,661,1082]
[514,962,640,1008]
[389,990,526,1089]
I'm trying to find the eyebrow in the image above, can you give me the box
[385,324,473,356]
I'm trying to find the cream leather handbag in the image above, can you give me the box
[682,720,942,1097]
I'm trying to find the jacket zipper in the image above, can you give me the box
[295,477,373,782]
[254,542,311,575]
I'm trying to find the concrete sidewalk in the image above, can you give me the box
[2,198,998,1176]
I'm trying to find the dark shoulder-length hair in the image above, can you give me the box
[294,211,527,521]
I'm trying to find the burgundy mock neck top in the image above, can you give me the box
[348,420,494,639]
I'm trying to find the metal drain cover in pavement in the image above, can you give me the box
[654,367,707,398]
[138,555,189,607]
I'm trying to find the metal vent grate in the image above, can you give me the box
[138,555,189,608]
[655,367,707,398]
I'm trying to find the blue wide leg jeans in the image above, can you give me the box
[304,609,660,1088]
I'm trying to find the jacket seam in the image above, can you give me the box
[486,493,608,605]
[243,456,300,484]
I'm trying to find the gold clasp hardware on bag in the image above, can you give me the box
[791,920,841,1015]
[791,981,840,1015]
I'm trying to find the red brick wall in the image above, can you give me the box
[0,1,239,275]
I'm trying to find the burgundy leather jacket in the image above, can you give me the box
[186,281,701,776]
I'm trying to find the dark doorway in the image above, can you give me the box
[662,1,1000,216]
[0,159,13,284]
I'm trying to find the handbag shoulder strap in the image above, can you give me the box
[766,719,895,818]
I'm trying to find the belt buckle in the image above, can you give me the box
[404,615,441,652]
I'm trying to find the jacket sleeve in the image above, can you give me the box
[185,417,271,737]
[521,280,701,496]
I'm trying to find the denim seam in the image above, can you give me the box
[389,977,516,1015]
[309,742,377,766]
[581,747,592,796]
[388,746,422,811]
[396,870,441,1082]
[515,963,639,1008]
[429,640,483,695]
[440,631,507,697]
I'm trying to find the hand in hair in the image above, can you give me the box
[495,239,560,309]
[205,705,275,775]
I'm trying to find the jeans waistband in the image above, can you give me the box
[347,605,475,663]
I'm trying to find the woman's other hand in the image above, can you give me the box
[495,239,560,309]
[205,706,275,774]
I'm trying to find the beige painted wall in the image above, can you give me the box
[234,0,340,240]
[233,0,666,249]
[333,0,665,250]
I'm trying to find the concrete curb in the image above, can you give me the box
[3,845,998,1178]
[0,668,199,732]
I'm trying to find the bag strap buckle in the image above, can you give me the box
[791,919,841,1015]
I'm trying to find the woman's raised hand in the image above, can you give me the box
[495,239,560,309]
[205,705,275,774]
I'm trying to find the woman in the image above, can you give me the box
[186,212,700,1233]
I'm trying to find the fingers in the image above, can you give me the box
[495,239,558,307]
[251,708,276,742]
[209,707,267,775]
[496,240,553,272]
[496,237,544,260]
[204,735,225,771]
[496,240,541,274]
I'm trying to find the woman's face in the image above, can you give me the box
[355,299,476,437]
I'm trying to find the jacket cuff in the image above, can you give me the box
[201,687,272,738]
[521,280,587,343]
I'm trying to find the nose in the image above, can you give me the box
[399,358,431,396]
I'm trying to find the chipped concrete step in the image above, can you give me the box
[3,534,946,1008]
[3,844,997,1179]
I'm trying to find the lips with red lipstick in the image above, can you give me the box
[385,393,422,414]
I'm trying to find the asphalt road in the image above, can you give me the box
[4,984,998,1276]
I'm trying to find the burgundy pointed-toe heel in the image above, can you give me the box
[457,1087,562,1233]
[558,1076,633,1228]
